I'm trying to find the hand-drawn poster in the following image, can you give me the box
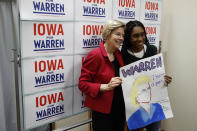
[120,54,173,130]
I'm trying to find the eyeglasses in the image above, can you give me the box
[136,83,152,104]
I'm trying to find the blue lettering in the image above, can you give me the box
[33,1,65,15]
[118,10,135,19]
[36,105,64,121]
[83,38,102,48]
[35,73,64,87]
[33,1,40,11]
[51,3,55,12]
[34,40,41,49]
[36,110,43,118]
[145,61,151,71]
[83,6,105,17]
[156,57,162,68]
[35,77,42,85]
[148,36,156,44]
[145,12,158,20]
[34,39,64,50]
[45,3,50,11]
[47,108,51,116]
[121,69,128,78]
[41,2,45,11]
[121,56,163,78]
[151,58,156,69]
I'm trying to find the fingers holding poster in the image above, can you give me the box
[120,54,173,130]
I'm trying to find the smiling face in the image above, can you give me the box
[106,27,125,50]
[130,26,146,52]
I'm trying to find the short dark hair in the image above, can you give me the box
[123,20,149,49]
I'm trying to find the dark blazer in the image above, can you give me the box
[79,42,124,114]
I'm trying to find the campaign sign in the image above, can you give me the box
[73,55,88,113]
[120,54,173,130]
[73,86,88,114]
[24,88,72,129]
[74,55,87,85]
[75,0,112,21]
[113,0,141,23]
[140,0,162,24]
[74,22,104,54]
[144,24,160,49]
[22,56,73,94]
[21,21,73,58]
[20,0,73,20]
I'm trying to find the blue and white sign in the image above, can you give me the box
[20,0,73,20]
[22,56,73,94]
[144,23,160,49]
[75,0,112,21]
[140,0,162,24]
[113,0,141,23]
[24,88,72,129]
[21,21,73,57]
[74,22,104,54]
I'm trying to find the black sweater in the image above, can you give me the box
[121,44,157,65]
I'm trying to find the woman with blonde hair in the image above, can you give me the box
[128,76,166,130]
[79,20,126,131]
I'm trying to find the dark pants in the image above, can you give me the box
[131,121,161,131]
[92,110,125,131]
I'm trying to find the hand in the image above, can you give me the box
[164,75,172,86]
[100,77,122,91]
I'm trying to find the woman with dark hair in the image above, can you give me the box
[121,20,172,131]
[122,20,156,65]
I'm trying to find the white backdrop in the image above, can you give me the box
[19,0,162,129]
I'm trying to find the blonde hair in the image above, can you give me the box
[102,20,125,40]
[130,76,151,107]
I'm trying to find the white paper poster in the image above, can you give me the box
[24,88,72,129]
[22,56,73,94]
[20,0,73,20]
[112,0,141,23]
[140,0,162,24]
[120,54,173,130]
[21,21,73,57]
[74,22,104,54]
[75,0,112,21]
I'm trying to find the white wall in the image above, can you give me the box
[161,0,197,130]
